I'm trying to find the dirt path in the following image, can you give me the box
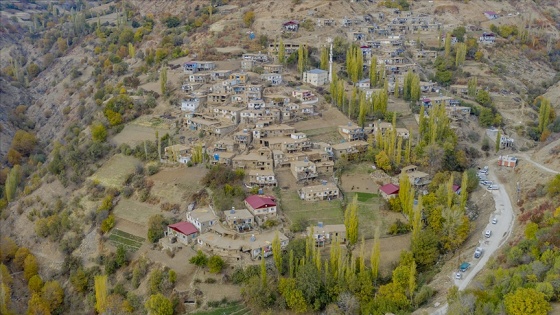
[518,153,559,174]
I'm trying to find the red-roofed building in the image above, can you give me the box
[245,195,278,223]
[283,20,299,31]
[167,221,199,245]
[452,184,462,195]
[379,183,400,200]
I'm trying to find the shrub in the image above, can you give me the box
[208,255,225,274]
[189,250,208,267]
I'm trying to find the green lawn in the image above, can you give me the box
[347,192,380,239]
[108,229,144,251]
[353,192,379,202]
[280,191,344,225]
[191,302,249,315]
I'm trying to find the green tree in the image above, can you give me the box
[375,150,391,172]
[370,226,380,280]
[27,293,51,315]
[41,280,64,313]
[189,250,208,267]
[145,293,173,315]
[0,237,18,262]
[278,278,308,313]
[369,57,377,87]
[504,287,551,315]
[467,77,477,97]
[455,43,466,66]
[538,98,551,133]
[547,175,560,197]
[128,43,135,59]
[243,11,255,27]
[320,47,328,71]
[94,275,107,314]
[344,196,359,246]
[272,232,282,275]
[207,255,225,273]
[91,123,107,143]
[4,165,20,203]
[476,89,492,106]
[147,214,166,243]
[444,33,452,58]
[28,275,43,293]
[411,228,439,269]
[11,130,37,156]
[495,130,501,152]
[23,254,39,281]
[278,39,285,64]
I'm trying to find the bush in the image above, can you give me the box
[207,255,225,274]
[388,219,411,235]
[189,250,208,267]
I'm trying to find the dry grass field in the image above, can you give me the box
[148,165,208,205]
[113,198,161,227]
[88,154,141,188]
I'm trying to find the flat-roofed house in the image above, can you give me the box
[164,144,190,163]
[306,223,346,245]
[298,182,340,201]
[303,69,329,86]
[291,160,318,181]
[248,169,277,187]
[223,207,255,232]
[331,140,369,160]
[339,123,365,141]
[401,165,431,188]
[186,208,218,233]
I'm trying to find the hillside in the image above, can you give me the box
[0,0,559,314]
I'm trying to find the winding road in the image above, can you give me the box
[433,156,558,314]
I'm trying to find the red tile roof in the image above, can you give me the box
[168,222,198,235]
[245,195,277,209]
[379,183,400,195]
[452,184,461,192]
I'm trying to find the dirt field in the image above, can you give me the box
[355,234,412,276]
[88,154,141,188]
[293,106,349,131]
[113,198,162,227]
[148,165,208,205]
[532,137,560,171]
[112,120,174,146]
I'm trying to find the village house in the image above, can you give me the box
[298,182,340,201]
[233,130,252,147]
[498,155,518,167]
[291,160,318,181]
[223,207,255,232]
[261,73,283,85]
[186,208,218,233]
[450,84,469,95]
[292,90,318,103]
[209,150,235,165]
[186,115,220,132]
[396,128,410,139]
[263,64,284,74]
[446,106,472,120]
[213,139,237,152]
[316,160,335,175]
[484,11,499,20]
[306,223,347,246]
[357,79,371,89]
[247,169,277,187]
[213,123,237,136]
[213,105,242,124]
[401,165,431,189]
[379,183,399,200]
[181,95,206,112]
[331,140,369,160]
[253,124,296,139]
[298,104,315,116]
[164,144,190,163]
[241,59,254,71]
[283,20,299,31]
[232,148,274,170]
[420,81,438,93]
[414,50,439,60]
[302,69,329,87]
[229,72,249,84]
[243,53,269,63]
[246,84,263,100]
[268,42,301,56]
[210,70,232,81]
[338,123,365,141]
[245,195,278,223]
[181,83,201,93]
[183,61,216,74]
[166,221,199,245]
[248,99,266,110]
[479,32,496,44]
[207,93,229,105]
[188,73,211,83]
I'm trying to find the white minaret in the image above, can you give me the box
[328,37,334,82]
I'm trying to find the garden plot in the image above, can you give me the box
[88,154,140,188]
[113,198,160,227]
[108,229,144,252]
[148,166,207,205]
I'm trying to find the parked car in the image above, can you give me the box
[459,262,471,272]
[492,217,498,224]
[483,181,493,187]
[474,247,483,258]
[488,184,499,190]
[455,272,462,279]
[485,230,492,238]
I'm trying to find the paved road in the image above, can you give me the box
[433,168,515,315]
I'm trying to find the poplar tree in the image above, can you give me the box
[446,174,455,209]
[358,92,367,127]
[344,196,359,247]
[444,33,452,58]
[394,80,399,98]
[370,226,380,280]
[5,165,20,202]
[495,130,502,152]
[418,106,426,138]
[260,257,267,288]
[467,77,478,97]
[320,47,328,70]
[288,250,294,278]
[412,195,422,242]
[272,232,282,275]
[128,43,135,58]
[94,275,108,314]
[408,261,417,302]
[410,75,420,102]
[538,98,551,133]
[278,39,285,65]
[455,43,467,66]
[404,137,412,164]
[460,171,469,210]
[369,57,377,87]
[160,66,167,96]
[403,71,413,101]
[396,136,403,166]
[399,172,412,215]
[297,45,305,75]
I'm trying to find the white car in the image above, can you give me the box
[488,184,499,190]
[455,272,462,280]
[485,230,492,238]
[474,247,483,258]
[492,217,498,224]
